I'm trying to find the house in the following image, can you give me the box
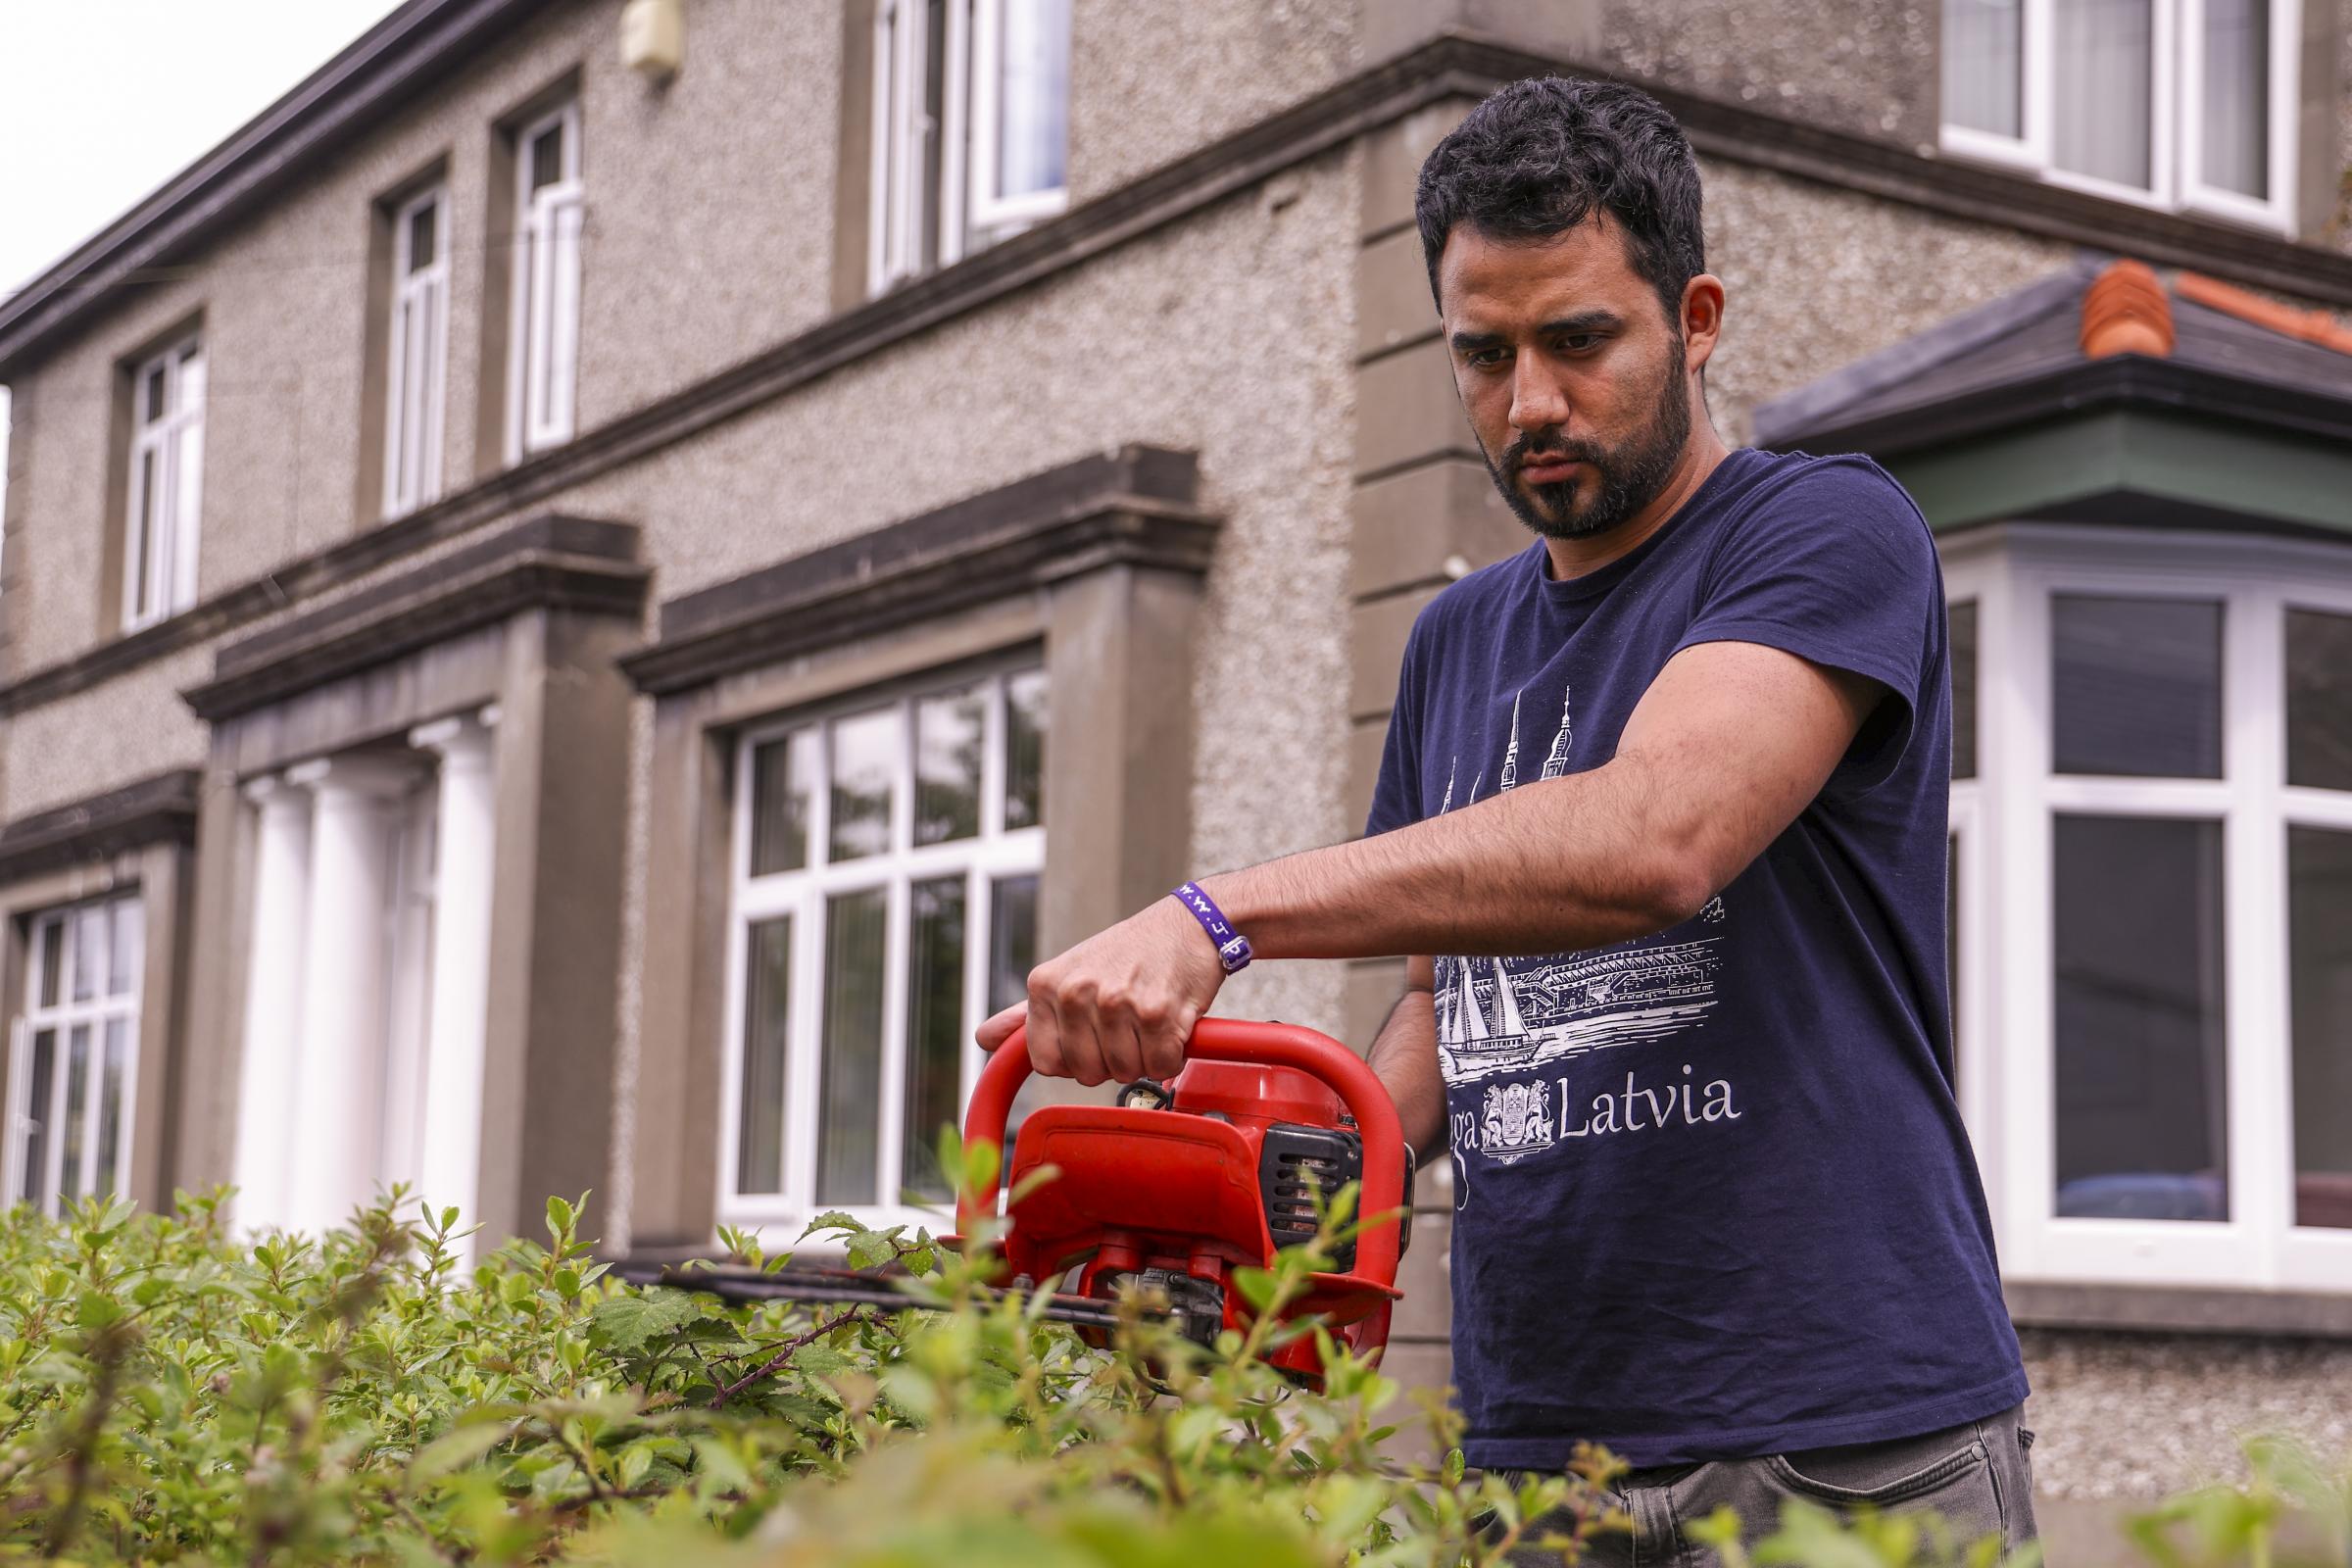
[0,0,2346,1551]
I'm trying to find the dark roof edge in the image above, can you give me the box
[0,0,555,373]
[1758,354,2352,456]
[0,768,201,885]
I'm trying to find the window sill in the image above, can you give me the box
[2006,1278,2352,1341]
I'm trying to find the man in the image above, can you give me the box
[975,77,2034,1562]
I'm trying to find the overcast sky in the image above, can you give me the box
[0,0,406,514]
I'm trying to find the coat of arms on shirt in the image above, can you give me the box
[1480,1079,1554,1164]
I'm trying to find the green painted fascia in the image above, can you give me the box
[1886,410,2352,535]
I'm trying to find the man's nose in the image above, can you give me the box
[1508,361,1570,433]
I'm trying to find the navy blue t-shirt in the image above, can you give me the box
[1366,446,2026,1469]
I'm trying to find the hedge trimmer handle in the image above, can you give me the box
[956,1018,1408,1291]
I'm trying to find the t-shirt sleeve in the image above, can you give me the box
[1673,459,1940,793]
[1364,611,1430,836]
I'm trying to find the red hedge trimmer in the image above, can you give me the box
[625,1019,1409,1384]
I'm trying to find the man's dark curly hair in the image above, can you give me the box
[1414,77,1705,328]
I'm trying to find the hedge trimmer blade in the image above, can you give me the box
[612,1261,1184,1338]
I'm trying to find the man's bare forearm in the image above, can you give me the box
[1367,965,1446,1162]
[1204,760,1702,962]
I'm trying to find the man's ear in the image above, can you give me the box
[1681,273,1727,371]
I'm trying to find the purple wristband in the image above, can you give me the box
[1171,882,1252,974]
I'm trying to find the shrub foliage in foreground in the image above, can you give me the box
[0,1160,2335,1566]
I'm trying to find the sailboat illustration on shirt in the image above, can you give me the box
[1441,955,1541,1079]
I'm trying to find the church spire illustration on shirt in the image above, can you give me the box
[1539,684,1575,780]
[1497,692,1524,792]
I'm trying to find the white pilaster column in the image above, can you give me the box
[232,775,313,1234]
[409,707,500,1244]
[283,755,414,1237]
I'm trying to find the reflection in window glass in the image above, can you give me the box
[2051,0,2154,189]
[990,874,1040,1015]
[1004,668,1048,830]
[997,0,1071,200]
[817,891,888,1205]
[1949,600,1979,781]
[70,906,104,1004]
[36,917,62,1009]
[736,917,792,1195]
[914,688,985,847]
[2053,815,2228,1221]
[22,1031,53,1206]
[2289,827,2352,1229]
[60,1026,90,1202]
[2052,596,2224,778]
[108,901,143,999]
[750,733,813,876]
[96,1019,128,1199]
[1942,0,2023,138]
[828,709,898,862]
[2200,0,2270,198]
[902,878,968,1200]
[2286,609,2352,793]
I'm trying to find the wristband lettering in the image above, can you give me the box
[1171,881,1252,974]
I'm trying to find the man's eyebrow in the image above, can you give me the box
[1447,310,1625,354]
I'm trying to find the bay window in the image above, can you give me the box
[1938,0,2300,232]
[723,663,1046,1225]
[868,0,1070,294]
[5,896,143,1214]
[1945,528,2352,1293]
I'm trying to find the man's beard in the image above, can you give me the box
[1483,346,1692,542]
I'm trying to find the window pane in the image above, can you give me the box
[60,1024,90,1203]
[35,917,62,1009]
[2286,609,2352,792]
[736,916,792,1195]
[816,889,888,1205]
[828,710,897,862]
[96,1017,128,1199]
[21,1029,54,1206]
[997,0,1070,199]
[143,364,166,423]
[902,877,967,1201]
[2200,0,2270,198]
[2289,826,2352,1229]
[70,906,105,1004]
[988,874,1039,1015]
[133,449,158,614]
[408,199,438,272]
[1949,601,1978,781]
[913,687,984,847]
[108,899,143,1000]
[177,348,205,413]
[2052,596,2223,778]
[2053,815,2228,1221]
[529,123,565,191]
[1004,669,1048,830]
[751,732,813,875]
[1942,0,2023,137]
[2051,0,2153,189]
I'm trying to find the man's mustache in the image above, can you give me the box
[1506,434,1606,475]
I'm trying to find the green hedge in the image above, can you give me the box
[0,1161,2336,1565]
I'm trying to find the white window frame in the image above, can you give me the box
[505,100,583,462]
[122,334,205,631]
[867,0,1067,296]
[382,185,451,518]
[1938,0,2301,234]
[4,896,143,1215]
[1943,523,2352,1294]
[718,661,1045,1237]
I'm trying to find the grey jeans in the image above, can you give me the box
[1495,1405,2038,1567]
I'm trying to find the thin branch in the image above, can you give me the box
[710,1309,861,1408]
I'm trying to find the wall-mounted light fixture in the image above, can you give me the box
[621,0,683,80]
